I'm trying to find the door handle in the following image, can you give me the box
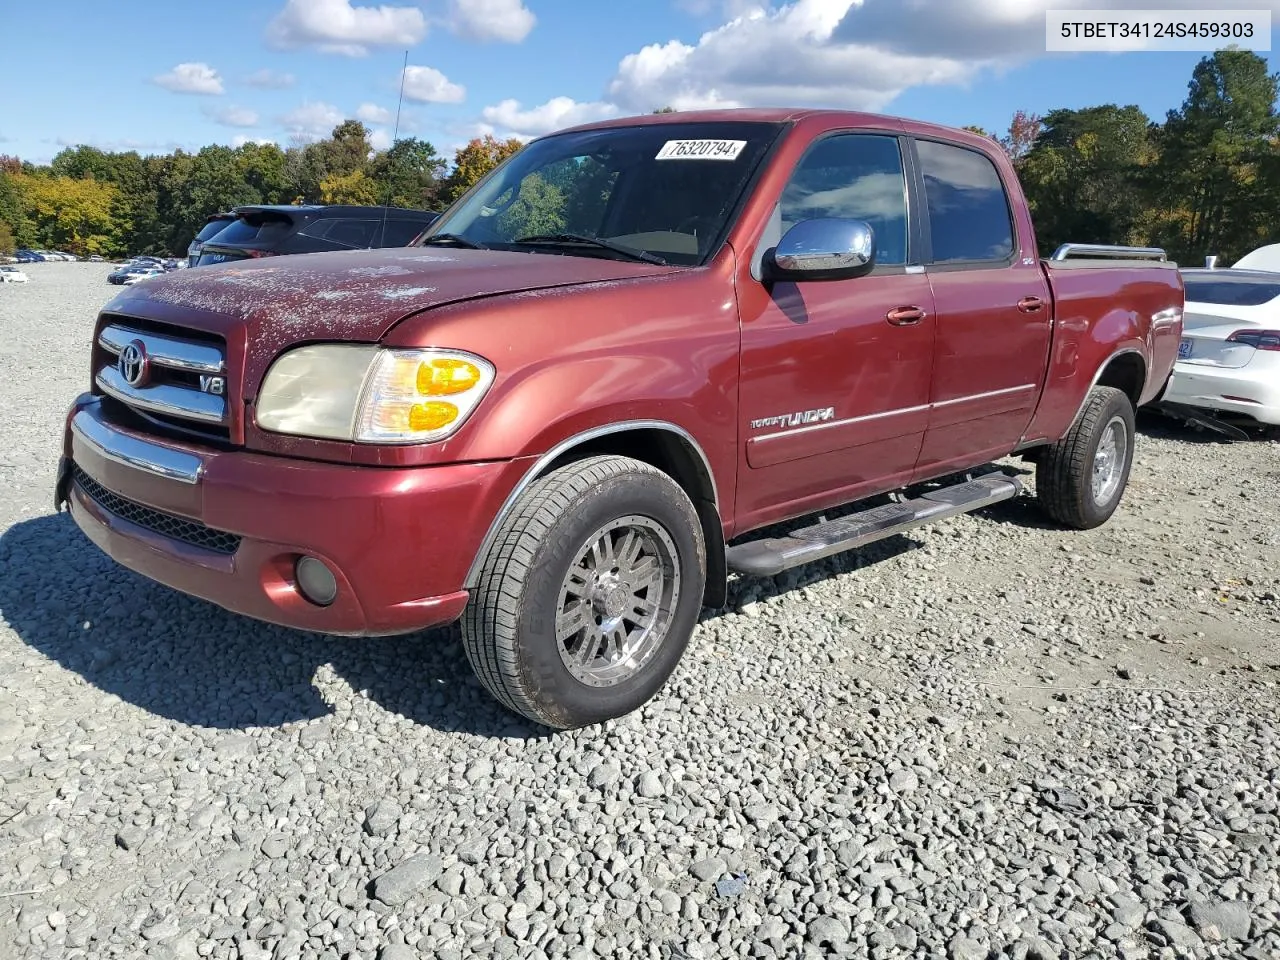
[1017,296,1045,313]
[886,305,927,326]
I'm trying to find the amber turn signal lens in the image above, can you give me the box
[408,401,459,432]
[417,358,482,396]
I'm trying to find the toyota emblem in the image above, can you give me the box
[118,340,149,387]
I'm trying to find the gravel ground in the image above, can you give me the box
[1,261,1279,960]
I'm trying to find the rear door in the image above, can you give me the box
[910,137,1052,478]
[734,130,937,530]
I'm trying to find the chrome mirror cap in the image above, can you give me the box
[766,218,876,281]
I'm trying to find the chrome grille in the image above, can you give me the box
[96,321,230,442]
[72,466,241,555]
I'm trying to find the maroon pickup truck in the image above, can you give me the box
[56,108,1184,729]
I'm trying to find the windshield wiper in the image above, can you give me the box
[512,233,667,266]
[419,233,488,250]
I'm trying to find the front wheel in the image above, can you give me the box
[1036,385,1136,529]
[461,455,706,729]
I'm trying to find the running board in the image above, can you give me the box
[725,475,1023,577]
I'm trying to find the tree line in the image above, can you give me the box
[0,123,521,257]
[1,50,1276,264]
[966,49,1279,265]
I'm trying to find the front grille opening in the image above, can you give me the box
[99,313,226,347]
[73,466,242,555]
[98,395,232,447]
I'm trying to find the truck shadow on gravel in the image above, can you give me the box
[0,514,547,739]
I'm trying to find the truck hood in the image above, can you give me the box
[102,246,680,359]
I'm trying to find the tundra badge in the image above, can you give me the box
[750,407,835,431]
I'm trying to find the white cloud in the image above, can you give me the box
[152,62,224,96]
[369,128,395,151]
[266,0,426,56]
[402,65,466,104]
[245,68,296,89]
[280,101,346,140]
[446,0,535,42]
[233,135,278,147]
[608,1,985,113]
[357,103,394,124]
[206,105,260,128]
[481,97,619,138]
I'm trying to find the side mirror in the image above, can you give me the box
[764,218,876,282]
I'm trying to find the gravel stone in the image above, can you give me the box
[363,799,402,837]
[2,265,1279,960]
[637,771,664,798]
[372,854,443,905]
[1188,900,1252,941]
[689,857,725,882]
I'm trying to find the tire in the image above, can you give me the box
[1036,385,1136,529]
[461,455,707,730]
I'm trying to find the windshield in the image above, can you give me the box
[1184,275,1280,307]
[422,120,785,265]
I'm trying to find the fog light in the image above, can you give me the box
[296,556,338,606]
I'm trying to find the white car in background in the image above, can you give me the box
[0,266,29,283]
[121,267,165,285]
[1162,267,1280,428]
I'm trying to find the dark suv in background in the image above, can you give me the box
[193,204,440,266]
[187,212,237,267]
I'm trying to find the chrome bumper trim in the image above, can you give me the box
[70,407,204,485]
[99,324,225,374]
[95,366,227,424]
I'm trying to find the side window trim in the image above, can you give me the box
[909,134,1018,271]
[750,127,913,280]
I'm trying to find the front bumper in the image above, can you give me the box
[59,395,523,636]
[1163,359,1280,426]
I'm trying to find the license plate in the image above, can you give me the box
[1178,338,1193,360]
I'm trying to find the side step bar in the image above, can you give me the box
[725,474,1023,577]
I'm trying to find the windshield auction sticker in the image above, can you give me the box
[655,140,747,160]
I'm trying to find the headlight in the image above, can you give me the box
[256,344,496,444]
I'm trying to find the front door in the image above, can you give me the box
[735,132,936,531]
[911,137,1053,478]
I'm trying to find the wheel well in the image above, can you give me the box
[544,428,727,609]
[1096,353,1146,408]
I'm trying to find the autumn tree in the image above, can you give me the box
[1001,110,1043,164]
[444,135,524,203]
[16,173,119,254]
[320,169,379,205]
[0,221,15,256]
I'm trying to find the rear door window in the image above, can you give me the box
[916,139,1014,264]
[322,219,380,248]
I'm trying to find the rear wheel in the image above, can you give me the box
[1036,385,1136,529]
[462,455,706,729]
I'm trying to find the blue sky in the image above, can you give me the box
[1,0,1276,165]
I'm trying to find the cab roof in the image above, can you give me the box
[549,106,991,148]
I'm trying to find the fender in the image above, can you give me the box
[461,419,720,590]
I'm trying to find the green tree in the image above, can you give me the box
[0,221,15,256]
[1152,49,1280,262]
[1018,105,1154,252]
[236,142,291,205]
[368,138,446,209]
